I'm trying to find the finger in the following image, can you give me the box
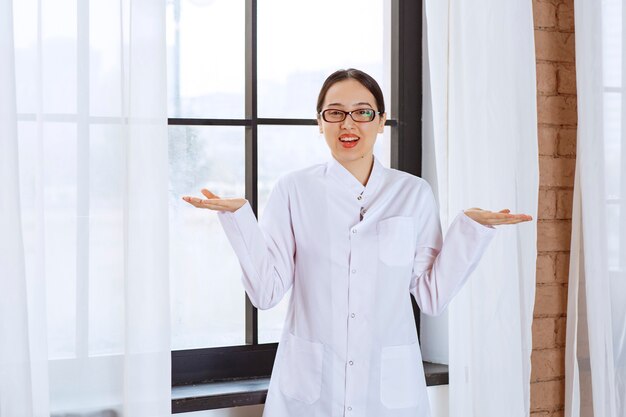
[491,212,531,220]
[182,196,223,210]
[478,214,531,225]
[201,188,220,199]
[496,216,529,223]
[499,209,511,213]
[496,218,533,225]
[506,214,533,221]
[182,196,206,207]
[488,216,533,225]
[182,196,198,205]
[199,198,228,208]
[504,213,531,219]
[482,212,517,220]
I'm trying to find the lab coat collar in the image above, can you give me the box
[327,154,384,202]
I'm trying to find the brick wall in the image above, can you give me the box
[531,0,576,416]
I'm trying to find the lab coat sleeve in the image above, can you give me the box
[216,176,295,310]
[409,182,497,316]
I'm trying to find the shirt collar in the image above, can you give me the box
[327,154,385,202]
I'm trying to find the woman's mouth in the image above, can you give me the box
[339,134,360,148]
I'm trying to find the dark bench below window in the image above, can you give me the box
[172,361,448,414]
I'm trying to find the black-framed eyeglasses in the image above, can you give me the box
[319,108,381,123]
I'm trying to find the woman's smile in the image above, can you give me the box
[339,133,360,148]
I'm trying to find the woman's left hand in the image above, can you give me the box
[463,208,533,226]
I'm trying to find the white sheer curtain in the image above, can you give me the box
[565,0,626,416]
[0,0,170,416]
[422,1,538,416]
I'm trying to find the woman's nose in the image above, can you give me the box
[340,114,356,129]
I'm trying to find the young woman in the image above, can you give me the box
[183,69,532,417]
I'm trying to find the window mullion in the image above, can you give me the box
[391,0,422,339]
[244,0,258,345]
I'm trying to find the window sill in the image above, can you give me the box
[171,361,448,414]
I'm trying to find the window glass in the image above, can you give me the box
[166,0,245,119]
[169,126,246,349]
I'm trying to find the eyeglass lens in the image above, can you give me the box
[323,109,375,122]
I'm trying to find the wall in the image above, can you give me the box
[532,0,577,416]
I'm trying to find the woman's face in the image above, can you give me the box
[318,79,386,165]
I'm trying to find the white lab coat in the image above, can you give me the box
[217,155,496,417]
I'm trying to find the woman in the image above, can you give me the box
[183,68,532,417]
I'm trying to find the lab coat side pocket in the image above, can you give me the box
[279,332,324,404]
[377,216,415,266]
[380,340,424,409]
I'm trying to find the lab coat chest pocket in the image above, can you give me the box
[380,341,424,409]
[279,332,324,404]
[377,216,415,266]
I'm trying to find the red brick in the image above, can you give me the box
[537,62,558,93]
[539,188,557,219]
[555,317,567,347]
[531,411,566,417]
[530,412,552,417]
[538,220,572,252]
[537,253,557,283]
[556,189,574,219]
[555,252,571,283]
[539,156,576,187]
[534,1,558,28]
[535,31,576,63]
[533,317,558,349]
[537,96,578,125]
[534,284,568,316]
[557,2,575,31]
[539,125,558,156]
[531,379,565,410]
[557,64,577,94]
[532,348,565,381]
[557,128,576,156]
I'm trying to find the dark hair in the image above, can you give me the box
[316,68,386,115]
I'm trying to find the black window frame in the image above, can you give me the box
[170,0,430,413]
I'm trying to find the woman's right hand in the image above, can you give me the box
[182,189,247,213]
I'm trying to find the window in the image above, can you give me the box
[168,0,423,412]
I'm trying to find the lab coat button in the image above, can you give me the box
[357,195,362,200]
[351,313,355,318]
[351,228,357,234]
[351,269,356,274]
[347,406,353,411]
[349,360,354,365]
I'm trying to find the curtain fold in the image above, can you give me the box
[565,0,625,416]
[0,0,37,415]
[1,0,170,415]
[422,1,539,416]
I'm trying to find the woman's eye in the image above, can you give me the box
[358,109,373,116]
[328,111,343,116]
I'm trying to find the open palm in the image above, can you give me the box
[182,189,246,213]
[464,208,533,226]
